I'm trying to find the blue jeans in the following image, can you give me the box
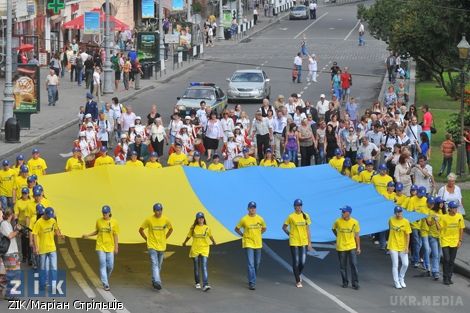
[287,149,298,164]
[47,85,57,106]
[296,65,302,83]
[193,255,208,286]
[429,236,441,277]
[439,157,452,176]
[318,146,326,164]
[411,229,422,264]
[358,34,364,46]
[77,67,83,85]
[378,230,388,249]
[338,249,359,286]
[421,236,430,271]
[149,249,164,284]
[245,248,261,286]
[97,251,114,287]
[290,246,306,283]
[39,252,57,288]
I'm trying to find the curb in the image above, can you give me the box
[240,12,289,43]
[158,60,204,83]
[454,260,470,280]
[0,84,155,160]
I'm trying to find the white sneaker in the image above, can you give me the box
[394,282,402,289]
[195,283,201,289]
[203,285,211,292]
[399,280,406,288]
[296,282,303,288]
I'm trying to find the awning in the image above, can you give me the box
[63,8,129,31]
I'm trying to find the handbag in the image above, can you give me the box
[0,221,11,256]
[431,119,437,134]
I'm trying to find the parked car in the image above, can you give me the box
[289,5,309,20]
[176,82,227,116]
[226,69,271,102]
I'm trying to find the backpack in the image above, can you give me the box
[0,221,11,256]
[76,57,83,68]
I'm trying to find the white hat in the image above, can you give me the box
[234,126,241,130]
[86,122,93,127]
[85,113,92,118]
[79,131,86,137]
[181,125,188,129]
[185,116,191,120]
[120,134,127,139]
[320,94,326,98]
[135,116,141,120]
[129,124,135,128]
[227,132,234,138]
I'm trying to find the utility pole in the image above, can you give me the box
[237,0,242,24]
[218,0,225,40]
[2,0,14,127]
[158,0,165,63]
[187,0,192,21]
[103,0,113,94]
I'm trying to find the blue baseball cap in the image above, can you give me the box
[356,153,364,160]
[294,199,303,206]
[33,189,42,197]
[32,148,39,154]
[36,204,45,215]
[153,203,163,211]
[196,212,205,219]
[365,159,374,166]
[343,158,352,167]
[243,147,249,154]
[427,196,435,205]
[72,147,81,153]
[150,151,158,157]
[265,148,272,154]
[395,182,404,192]
[334,148,341,156]
[394,206,403,213]
[447,201,458,209]
[44,207,55,218]
[130,151,138,156]
[248,201,257,208]
[174,142,182,147]
[100,146,108,152]
[33,184,43,192]
[21,187,29,194]
[16,154,24,161]
[417,186,427,197]
[434,196,444,204]
[86,92,93,99]
[387,181,395,188]
[27,176,36,183]
[378,164,387,171]
[102,205,111,214]
[282,153,290,161]
[357,165,365,173]
[410,184,418,191]
[340,205,352,214]
[2,160,9,166]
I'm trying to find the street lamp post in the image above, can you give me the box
[103,0,113,94]
[456,34,470,176]
[1,0,14,128]
[218,0,225,40]
[158,0,165,63]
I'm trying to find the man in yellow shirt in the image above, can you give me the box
[12,165,30,200]
[351,153,364,176]
[387,206,411,289]
[139,203,173,290]
[82,205,119,291]
[145,152,163,169]
[408,186,429,268]
[32,207,63,289]
[208,154,225,171]
[359,160,374,183]
[328,148,344,172]
[438,201,465,285]
[167,143,188,166]
[94,147,115,167]
[0,160,17,208]
[279,153,296,168]
[237,148,257,168]
[394,182,408,207]
[371,164,393,196]
[235,201,267,290]
[65,147,85,172]
[332,206,360,290]
[351,165,364,182]
[126,151,144,167]
[27,148,47,176]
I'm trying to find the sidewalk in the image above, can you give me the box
[454,220,470,279]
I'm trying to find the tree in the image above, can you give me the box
[359,0,470,98]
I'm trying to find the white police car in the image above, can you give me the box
[176,82,227,116]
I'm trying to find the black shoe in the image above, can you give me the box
[443,280,450,285]
[352,285,360,290]
[152,281,162,290]
[342,283,348,288]
[449,279,454,285]
[433,276,439,281]
[249,285,256,290]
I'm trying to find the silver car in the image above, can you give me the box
[289,5,309,20]
[226,69,271,102]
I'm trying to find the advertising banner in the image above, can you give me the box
[13,65,40,113]
[142,0,155,18]
[84,11,100,35]
[172,0,184,11]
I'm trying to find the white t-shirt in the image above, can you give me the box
[1,221,19,255]
[357,142,378,160]
[438,185,465,215]
[316,99,330,115]
[121,112,137,132]
[308,58,317,71]
[93,71,101,85]
[294,56,302,66]
[411,164,433,192]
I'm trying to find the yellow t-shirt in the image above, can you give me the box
[14,198,31,224]
[427,211,443,238]
[145,161,163,169]
[407,196,429,229]
[420,218,430,237]
[32,217,58,254]
[187,224,212,258]
[208,163,225,171]
[167,153,188,166]
[236,215,266,249]
[95,218,119,252]
[126,159,144,167]
[440,213,465,248]
[14,176,28,199]
[328,157,344,172]
[27,198,52,219]
[65,157,84,171]
[351,163,363,177]
[188,161,207,169]
[284,212,311,246]
[332,217,360,251]
[94,155,115,167]
[140,215,172,251]
[0,168,17,197]
[351,174,361,182]
[387,217,411,252]
[395,194,408,207]
[371,174,393,196]
[238,156,257,168]
[279,162,296,168]
[359,170,374,183]
[260,159,278,167]
[383,191,397,202]
[27,158,48,176]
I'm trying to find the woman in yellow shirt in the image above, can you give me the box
[279,153,296,168]
[207,154,225,171]
[387,206,411,289]
[425,196,444,280]
[340,157,352,177]
[182,212,217,291]
[188,151,207,169]
[438,201,465,285]
[260,148,278,167]
[14,187,31,263]
[282,199,313,288]
[83,206,119,291]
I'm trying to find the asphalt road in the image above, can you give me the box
[1,3,469,313]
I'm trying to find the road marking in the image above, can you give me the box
[263,244,358,313]
[280,27,288,30]
[303,86,308,90]
[60,152,73,158]
[70,238,131,313]
[344,20,360,41]
[70,270,97,298]
[294,12,329,39]
[329,28,335,30]
[59,247,76,269]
